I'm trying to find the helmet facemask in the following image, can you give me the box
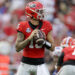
[29,8,44,20]
[36,9,44,20]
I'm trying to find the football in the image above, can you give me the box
[33,30,46,45]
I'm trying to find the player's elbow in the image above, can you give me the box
[15,44,20,52]
[16,48,20,52]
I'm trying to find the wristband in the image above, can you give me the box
[44,41,52,49]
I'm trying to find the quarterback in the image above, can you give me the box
[16,1,55,75]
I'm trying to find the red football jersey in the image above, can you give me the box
[17,20,52,58]
[62,46,75,62]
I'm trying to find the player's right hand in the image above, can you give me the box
[28,29,39,41]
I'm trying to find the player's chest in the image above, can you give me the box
[23,25,47,38]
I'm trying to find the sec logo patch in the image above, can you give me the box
[26,28,31,33]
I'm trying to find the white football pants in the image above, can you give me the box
[57,65,75,75]
[16,62,50,75]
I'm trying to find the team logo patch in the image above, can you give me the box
[26,28,31,33]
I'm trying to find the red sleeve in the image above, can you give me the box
[46,21,52,35]
[62,47,67,53]
[17,22,24,33]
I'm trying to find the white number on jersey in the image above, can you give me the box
[29,39,42,48]
[72,49,75,55]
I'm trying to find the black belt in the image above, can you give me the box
[21,56,44,65]
[63,60,75,66]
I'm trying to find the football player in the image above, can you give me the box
[15,1,55,75]
[52,37,73,75]
[57,38,75,75]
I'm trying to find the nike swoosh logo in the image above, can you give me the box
[41,29,46,30]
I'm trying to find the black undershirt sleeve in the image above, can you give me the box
[17,31,23,33]
[57,52,64,66]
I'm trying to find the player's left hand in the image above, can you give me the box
[28,29,39,41]
[33,30,46,46]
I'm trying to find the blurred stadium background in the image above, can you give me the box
[0,0,75,75]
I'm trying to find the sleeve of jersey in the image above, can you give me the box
[17,22,24,34]
[46,21,52,35]
[62,48,66,53]
[57,52,64,66]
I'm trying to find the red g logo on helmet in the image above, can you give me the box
[25,1,44,20]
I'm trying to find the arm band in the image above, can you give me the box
[44,41,52,49]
